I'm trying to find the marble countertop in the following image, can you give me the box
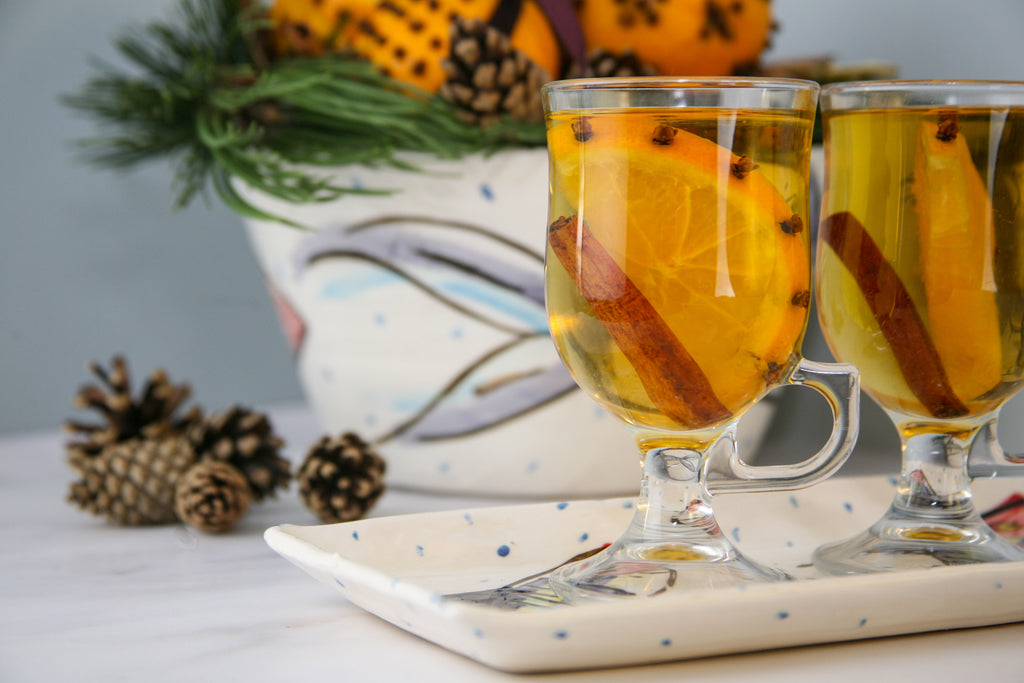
[2,404,1022,682]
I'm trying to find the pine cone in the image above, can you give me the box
[64,355,201,460]
[439,16,549,126]
[298,433,386,524]
[187,406,290,502]
[584,48,658,78]
[174,462,251,534]
[67,436,197,525]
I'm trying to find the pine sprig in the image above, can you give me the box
[62,0,546,225]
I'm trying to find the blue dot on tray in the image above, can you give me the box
[858,618,868,627]
[661,638,672,647]
[554,630,569,639]
[843,502,854,513]
[480,183,495,200]
[776,611,790,620]
[579,532,589,542]
[497,544,511,557]
[352,531,359,541]
[415,545,424,557]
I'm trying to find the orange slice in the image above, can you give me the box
[913,119,1002,402]
[547,113,810,412]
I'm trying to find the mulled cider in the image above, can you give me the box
[545,108,814,432]
[816,106,1024,422]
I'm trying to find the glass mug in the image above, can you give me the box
[542,77,859,599]
[813,80,1024,574]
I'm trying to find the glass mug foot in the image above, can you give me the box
[813,505,1024,575]
[550,538,789,601]
[551,444,791,601]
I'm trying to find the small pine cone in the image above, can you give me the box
[298,433,386,524]
[174,462,251,533]
[187,406,290,502]
[67,436,197,525]
[568,48,659,79]
[65,355,201,463]
[439,16,549,126]
[586,48,658,78]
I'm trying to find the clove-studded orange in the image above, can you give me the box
[351,0,562,92]
[574,0,775,76]
[269,0,377,57]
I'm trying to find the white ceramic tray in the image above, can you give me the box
[265,475,1024,673]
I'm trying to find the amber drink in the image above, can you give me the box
[546,107,815,434]
[817,106,1024,424]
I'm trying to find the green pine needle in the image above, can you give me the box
[62,0,546,224]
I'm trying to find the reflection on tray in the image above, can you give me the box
[446,546,606,610]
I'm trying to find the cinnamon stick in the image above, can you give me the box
[548,215,732,428]
[819,211,968,418]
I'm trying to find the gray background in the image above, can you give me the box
[2,0,1024,470]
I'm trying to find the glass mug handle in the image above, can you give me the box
[706,359,860,494]
[967,420,1024,478]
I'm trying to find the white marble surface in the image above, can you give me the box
[2,404,1023,682]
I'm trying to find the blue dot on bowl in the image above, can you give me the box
[554,630,568,639]
[352,531,359,541]
[776,611,790,620]
[480,183,494,200]
[579,532,589,542]
[497,544,511,557]
[557,502,569,510]
[661,638,672,647]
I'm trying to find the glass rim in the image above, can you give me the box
[820,79,1024,110]
[542,76,821,95]
[823,78,1024,94]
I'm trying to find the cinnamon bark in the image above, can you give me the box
[548,215,732,427]
[819,211,968,418]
